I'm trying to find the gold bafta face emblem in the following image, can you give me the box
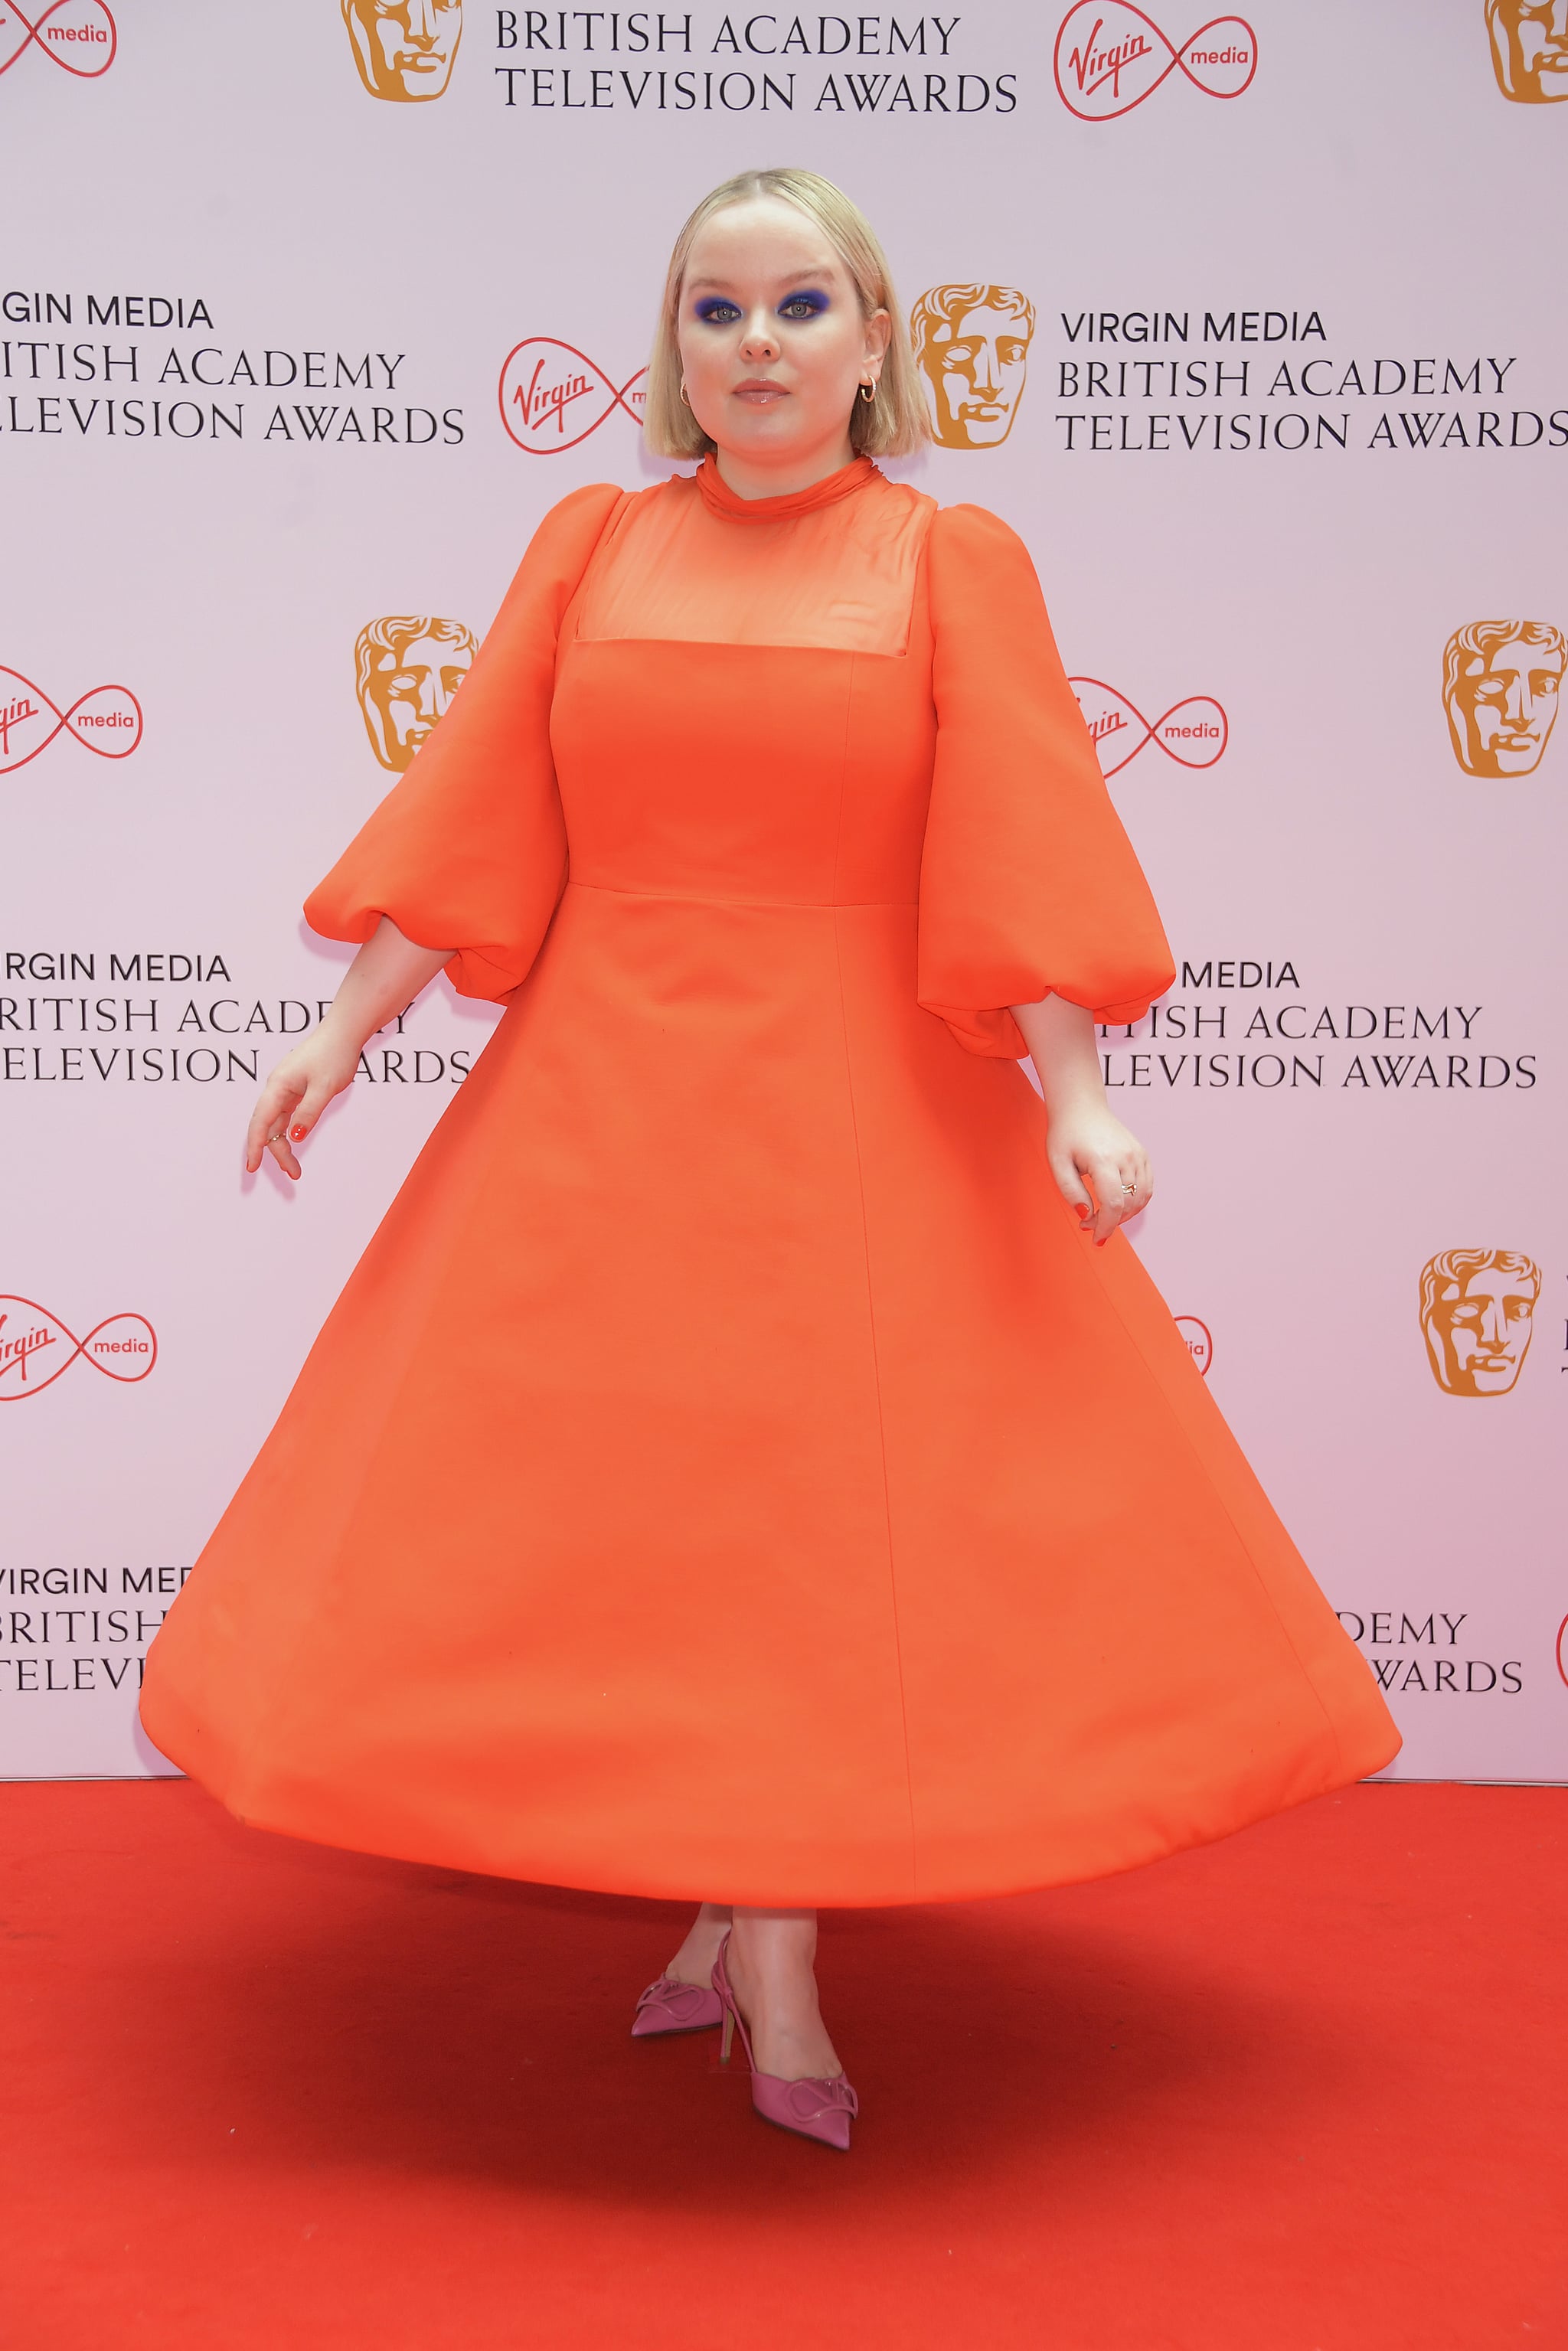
[342,0,462,102]
[1419,1249,1541,1396]
[1487,0,1568,100]
[355,616,475,770]
[910,284,1036,449]
[1443,619,1565,776]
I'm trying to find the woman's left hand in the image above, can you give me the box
[1008,993,1154,1245]
[1044,1103,1152,1246]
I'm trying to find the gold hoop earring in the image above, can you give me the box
[858,380,876,403]
[679,380,692,409]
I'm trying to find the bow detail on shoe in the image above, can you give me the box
[781,2073,860,2125]
[631,1974,724,2036]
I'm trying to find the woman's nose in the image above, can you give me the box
[741,315,779,359]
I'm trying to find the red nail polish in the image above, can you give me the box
[289,1126,305,1140]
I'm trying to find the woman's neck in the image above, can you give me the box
[711,433,858,502]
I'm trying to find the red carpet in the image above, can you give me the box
[3,1779,1562,2350]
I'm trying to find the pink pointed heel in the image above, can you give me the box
[711,1930,859,2151]
[630,1972,724,2038]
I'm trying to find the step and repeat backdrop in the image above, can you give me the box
[2,2,1563,1787]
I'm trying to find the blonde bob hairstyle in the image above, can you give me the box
[643,167,931,462]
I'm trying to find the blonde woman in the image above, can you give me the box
[142,169,1398,2153]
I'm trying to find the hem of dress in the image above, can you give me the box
[148,1720,1403,1915]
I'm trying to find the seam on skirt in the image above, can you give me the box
[831,906,922,1901]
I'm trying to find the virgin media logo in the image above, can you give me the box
[0,0,116,79]
[0,664,142,774]
[1072,675,1228,780]
[0,1296,156,1399]
[498,338,646,454]
[1174,1315,1213,1376]
[1054,5,1256,120]
[1556,1612,1567,1690]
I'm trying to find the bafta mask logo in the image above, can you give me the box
[342,0,462,103]
[1442,619,1564,777]
[354,616,475,772]
[910,285,1036,449]
[1487,0,1568,101]
[1419,1249,1541,1396]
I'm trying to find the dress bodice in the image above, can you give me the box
[303,464,1176,1053]
[551,459,939,912]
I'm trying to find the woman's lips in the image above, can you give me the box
[733,383,788,404]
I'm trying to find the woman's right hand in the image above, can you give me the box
[244,1029,361,1180]
[243,918,456,1182]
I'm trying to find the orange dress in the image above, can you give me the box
[139,456,1399,1905]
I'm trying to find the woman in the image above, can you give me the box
[141,168,1400,2153]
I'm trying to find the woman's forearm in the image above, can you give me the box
[246,919,452,1177]
[1010,993,1105,1112]
[318,916,453,1056]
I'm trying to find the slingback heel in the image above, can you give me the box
[711,1930,858,2151]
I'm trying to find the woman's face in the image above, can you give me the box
[675,197,890,472]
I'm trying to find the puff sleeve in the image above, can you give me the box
[304,481,626,1003]
[917,503,1176,1058]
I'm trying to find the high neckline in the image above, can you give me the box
[693,452,878,524]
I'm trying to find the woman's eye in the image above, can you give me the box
[779,295,828,320]
[695,300,741,324]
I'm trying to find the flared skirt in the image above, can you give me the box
[140,883,1399,1903]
